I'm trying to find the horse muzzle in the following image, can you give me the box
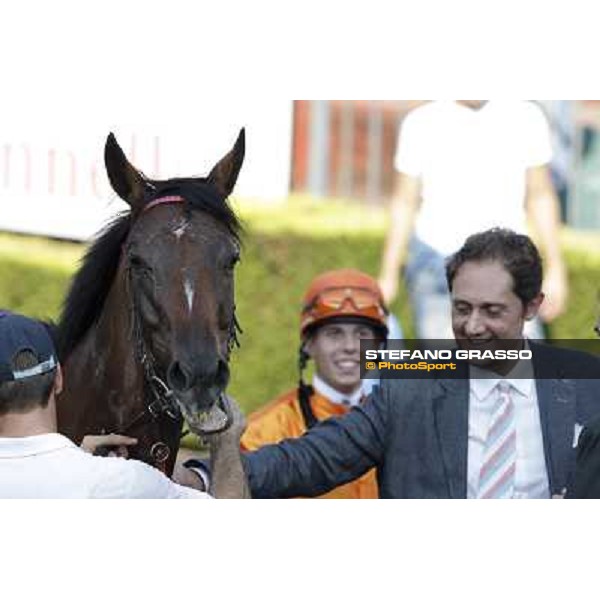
[167,357,232,435]
[176,389,232,435]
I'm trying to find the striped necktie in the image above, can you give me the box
[477,381,517,499]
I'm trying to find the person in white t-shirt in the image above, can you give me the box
[379,100,567,339]
[0,310,249,499]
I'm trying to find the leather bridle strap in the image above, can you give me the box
[129,193,187,422]
[114,194,187,471]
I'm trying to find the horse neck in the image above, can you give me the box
[58,270,145,438]
[95,273,142,386]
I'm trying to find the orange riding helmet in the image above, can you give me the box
[300,269,388,338]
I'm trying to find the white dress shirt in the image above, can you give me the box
[313,374,363,407]
[467,361,551,499]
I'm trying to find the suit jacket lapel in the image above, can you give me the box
[533,345,576,495]
[432,371,470,499]
[535,377,576,495]
[429,344,577,499]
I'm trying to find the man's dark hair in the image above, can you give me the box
[446,228,543,306]
[0,350,56,416]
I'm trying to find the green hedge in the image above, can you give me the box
[2,203,600,419]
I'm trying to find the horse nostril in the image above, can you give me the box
[167,361,192,392]
[167,357,229,393]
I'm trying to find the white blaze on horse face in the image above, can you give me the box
[173,221,189,240]
[172,220,194,314]
[184,277,195,314]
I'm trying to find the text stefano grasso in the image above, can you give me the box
[364,349,533,361]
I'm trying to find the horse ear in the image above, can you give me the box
[207,128,245,198]
[104,133,146,208]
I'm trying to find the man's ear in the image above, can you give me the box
[524,292,545,321]
[53,364,64,397]
[302,338,314,360]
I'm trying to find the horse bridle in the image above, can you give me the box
[115,194,241,469]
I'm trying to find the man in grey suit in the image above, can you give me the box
[239,228,600,499]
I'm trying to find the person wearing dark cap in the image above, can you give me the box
[0,310,248,499]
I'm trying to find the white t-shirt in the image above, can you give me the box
[0,433,211,499]
[395,101,553,256]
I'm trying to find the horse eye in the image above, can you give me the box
[129,255,151,272]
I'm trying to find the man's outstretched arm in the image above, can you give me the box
[244,385,390,498]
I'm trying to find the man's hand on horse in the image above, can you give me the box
[200,394,247,446]
[80,434,138,458]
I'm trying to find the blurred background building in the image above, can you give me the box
[290,100,600,229]
[1,100,599,240]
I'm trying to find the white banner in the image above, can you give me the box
[0,101,293,240]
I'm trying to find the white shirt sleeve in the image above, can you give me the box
[394,109,427,177]
[91,457,212,499]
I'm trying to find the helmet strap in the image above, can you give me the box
[297,344,317,429]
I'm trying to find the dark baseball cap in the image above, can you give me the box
[0,311,57,383]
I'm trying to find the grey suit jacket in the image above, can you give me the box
[245,343,600,498]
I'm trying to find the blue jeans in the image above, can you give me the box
[405,237,454,339]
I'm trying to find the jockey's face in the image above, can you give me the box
[305,321,379,395]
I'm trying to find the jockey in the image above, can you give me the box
[240,268,389,498]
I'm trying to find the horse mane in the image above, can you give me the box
[57,178,241,360]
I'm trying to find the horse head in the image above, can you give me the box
[103,130,245,435]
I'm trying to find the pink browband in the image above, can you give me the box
[122,195,188,259]
[142,195,185,214]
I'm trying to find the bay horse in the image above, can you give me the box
[56,130,245,476]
